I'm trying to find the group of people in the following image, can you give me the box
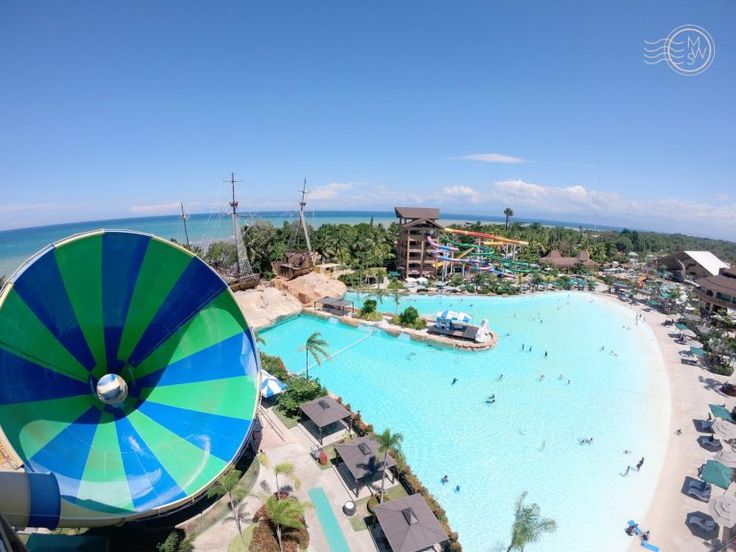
[625,522,650,543]
[623,456,645,476]
[440,475,461,492]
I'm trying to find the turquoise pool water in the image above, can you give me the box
[261,292,670,551]
[308,487,351,552]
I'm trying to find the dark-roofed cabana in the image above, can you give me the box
[335,436,397,496]
[314,296,354,317]
[373,494,448,552]
[299,396,351,444]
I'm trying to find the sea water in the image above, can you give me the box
[260,292,670,552]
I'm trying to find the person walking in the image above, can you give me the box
[636,457,644,471]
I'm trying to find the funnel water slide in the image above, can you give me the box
[0,230,259,528]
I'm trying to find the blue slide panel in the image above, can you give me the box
[127,257,226,367]
[12,250,96,371]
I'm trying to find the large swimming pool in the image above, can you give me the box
[260,292,670,551]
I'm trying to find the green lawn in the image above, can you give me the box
[271,407,300,429]
[315,433,356,470]
[227,525,255,551]
[349,484,408,531]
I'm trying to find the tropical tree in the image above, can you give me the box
[391,289,402,313]
[299,332,331,379]
[377,428,403,502]
[504,208,514,230]
[274,462,300,496]
[206,467,244,540]
[506,492,557,551]
[263,495,308,552]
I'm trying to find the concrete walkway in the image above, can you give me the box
[193,405,386,551]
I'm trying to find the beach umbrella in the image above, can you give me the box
[260,370,286,399]
[702,460,735,490]
[715,419,736,440]
[709,495,736,527]
[711,404,734,422]
[435,310,472,323]
[716,450,736,469]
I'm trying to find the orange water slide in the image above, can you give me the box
[444,227,528,245]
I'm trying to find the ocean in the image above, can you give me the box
[0,210,617,278]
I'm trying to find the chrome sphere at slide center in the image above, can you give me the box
[0,230,260,528]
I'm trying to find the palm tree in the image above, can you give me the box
[376,428,403,502]
[504,208,514,230]
[506,492,556,551]
[264,495,307,552]
[274,462,300,496]
[299,332,331,379]
[206,467,244,541]
[391,289,402,313]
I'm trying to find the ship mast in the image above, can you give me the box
[298,178,312,253]
[226,172,255,279]
[179,202,191,250]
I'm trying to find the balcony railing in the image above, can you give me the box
[695,288,736,310]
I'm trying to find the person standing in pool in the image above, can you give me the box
[636,457,645,471]
[451,377,458,385]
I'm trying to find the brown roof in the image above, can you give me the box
[394,207,440,220]
[299,396,350,428]
[697,268,736,297]
[374,494,448,552]
[335,436,396,481]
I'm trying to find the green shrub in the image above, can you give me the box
[392,306,427,329]
[355,298,383,321]
[260,352,288,380]
[711,363,735,376]
[156,530,192,552]
[277,375,326,417]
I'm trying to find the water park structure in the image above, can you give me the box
[0,230,260,529]
[427,227,538,278]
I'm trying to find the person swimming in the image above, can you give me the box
[558,373,563,380]
[544,351,548,358]
[455,485,461,492]
[451,377,458,385]
[441,475,449,483]
[498,374,504,381]
[539,374,544,381]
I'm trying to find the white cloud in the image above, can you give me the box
[309,182,356,200]
[130,200,223,215]
[485,179,736,233]
[130,202,181,215]
[453,153,533,164]
[442,185,482,203]
[0,201,57,214]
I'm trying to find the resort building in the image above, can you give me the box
[695,267,736,314]
[657,250,729,282]
[539,250,599,271]
[394,207,443,278]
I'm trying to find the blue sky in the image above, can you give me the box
[1,1,734,238]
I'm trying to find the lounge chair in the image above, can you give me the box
[685,481,712,502]
[699,436,723,452]
[641,541,660,551]
[697,419,715,432]
[687,513,717,532]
